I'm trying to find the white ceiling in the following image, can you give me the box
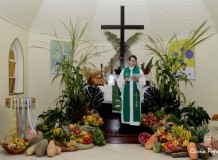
[0,0,218,41]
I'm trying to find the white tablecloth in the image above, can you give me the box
[99,85,113,103]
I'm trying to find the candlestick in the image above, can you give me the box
[100,64,103,78]
[110,58,113,74]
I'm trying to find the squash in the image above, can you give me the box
[25,128,37,142]
[171,152,189,158]
[196,144,209,159]
[35,139,48,157]
[31,131,44,145]
[26,143,38,156]
[47,140,56,157]
[187,142,198,160]
[145,135,158,150]
[56,146,62,155]
[152,142,161,153]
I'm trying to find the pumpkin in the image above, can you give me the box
[35,139,48,157]
[187,142,198,160]
[47,140,56,157]
[152,142,161,153]
[145,135,158,150]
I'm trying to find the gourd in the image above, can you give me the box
[56,146,62,155]
[187,142,198,160]
[145,135,158,150]
[152,142,161,153]
[31,131,44,145]
[35,139,48,157]
[25,129,37,142]
[26,143,38,156]
[171,152,189,158]
[196,144,209,159]
[47,140,56,157]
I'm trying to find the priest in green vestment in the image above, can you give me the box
[117,55,145,126]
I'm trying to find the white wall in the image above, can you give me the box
[179,34,218,116]
[0,18,29,136]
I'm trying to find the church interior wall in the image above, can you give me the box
[0,18,29,136]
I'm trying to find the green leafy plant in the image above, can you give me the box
[84,85,104,110]
[142,86,180,115]
[186,124,210,142]
[144,21,212,113]
[180,101,211,127]
[104,31,143,71]
[36,107,69,139]
[51,20,108,123]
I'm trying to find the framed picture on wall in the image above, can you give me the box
[50,40,71,74]
[169,39,195,80]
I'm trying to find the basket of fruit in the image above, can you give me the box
[83,109,104,127]
[1,129,30,154]
[138,132,152,145]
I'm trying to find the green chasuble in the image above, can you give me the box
[122,66,141,125]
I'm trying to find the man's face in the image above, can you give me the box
[129,58,137,67]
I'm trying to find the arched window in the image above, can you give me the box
[9,38,24,95]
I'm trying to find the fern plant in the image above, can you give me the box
[104,31,143,70]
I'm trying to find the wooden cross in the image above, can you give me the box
[101,6,144,69]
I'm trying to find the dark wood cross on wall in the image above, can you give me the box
[101,6,144,69]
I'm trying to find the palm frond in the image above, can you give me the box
[125,32,143,47]
[104,31,120,52]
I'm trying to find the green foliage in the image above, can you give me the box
[144,21,212,112]
[85,85,104,110]
[180,102,211,127]
[37,107,69,139]
[143,86,180,115]
[51,20,107,122]
[186,124,210,143]
[104,31,143,69]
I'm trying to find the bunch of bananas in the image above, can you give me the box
[154,110,165,120]
[171,125,184,138]
[179,130,192,141]
[166,114,181,125]
[92,128,106,146]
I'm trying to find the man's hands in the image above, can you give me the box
[132,76,139,82]
[125,77,139,83]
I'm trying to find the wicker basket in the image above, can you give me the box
[1,144,27,154]
[1,129,27,154]
[161,146,187,154]
[138,132,151,145]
